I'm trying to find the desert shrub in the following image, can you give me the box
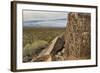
[23,28,65,47]
[23,40,48,57]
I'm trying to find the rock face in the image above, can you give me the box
[64,12,91,59]
[51,34,65,55]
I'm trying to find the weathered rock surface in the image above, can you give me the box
[64,12,91,59]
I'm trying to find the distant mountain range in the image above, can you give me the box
[23,18,67,28]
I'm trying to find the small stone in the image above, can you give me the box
[57,52,61,56]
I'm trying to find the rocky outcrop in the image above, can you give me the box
[31,34,65,62]
[64,12,91,59]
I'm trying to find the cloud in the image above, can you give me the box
[23,10,68,27]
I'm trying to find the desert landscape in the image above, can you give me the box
[23,11,91,62]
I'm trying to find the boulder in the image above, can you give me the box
[37,35,65,58]
[51,36,65,55]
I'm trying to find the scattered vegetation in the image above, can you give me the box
[23,27,65,62]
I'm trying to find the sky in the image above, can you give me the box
[23,10,68,28]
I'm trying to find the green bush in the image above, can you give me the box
[23,40,48,57]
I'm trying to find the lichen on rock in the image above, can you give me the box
[64,12,91,59]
